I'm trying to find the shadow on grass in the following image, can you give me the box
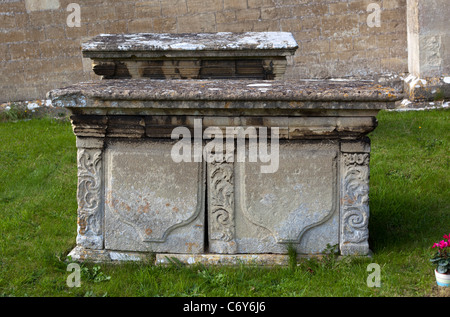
[367,109,449,253]
[369,193,447,252]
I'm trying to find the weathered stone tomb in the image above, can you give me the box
[48,32,402,264]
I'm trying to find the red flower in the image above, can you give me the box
[439,240,448,249]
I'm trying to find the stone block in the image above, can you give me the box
[2,30,26,44]
[82,33,298,80]
[235,8,261,21]
[224,0,248,10]
[260,7,280,20]
[2,61,25,84]
[292,3,329,17]
[320,14,360,38]
[186,0,223,13]
[403,74,450,101]
[328,2,349,15]
[161,0,188,17]
[127,19,153,33]
[44,25,66,40]
[302,39,330,54]
[216,10,237,24]
[247,0,277,8]
[152,17,177,33]
[177,13,216,33]
[0,12,16,29]
[114,4,136,20]
[330,37,353,52]
[9,42,41,60]
[25,0,60,12]
[134,5,161,18]
[0,44,9,60]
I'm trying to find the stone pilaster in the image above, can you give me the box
[406,0,450,101]
[340,140,371,256]
[207,151,237,254]
[75,137,105,250]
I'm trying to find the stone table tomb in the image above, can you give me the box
[48,33,402,264]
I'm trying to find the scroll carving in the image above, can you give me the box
[208,160,236,253]
[76,148,103,249]
[340,153,370,253]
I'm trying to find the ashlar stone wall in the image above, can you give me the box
[1,0,408,102]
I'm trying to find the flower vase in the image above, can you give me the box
[435,270,450,287]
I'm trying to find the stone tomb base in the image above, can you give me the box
[48,79,402,264]
[68,246,374,265]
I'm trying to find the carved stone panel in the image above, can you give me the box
[234,141,339,254]
[340,153,370,256]
[104,140,205,253]
[76,148,104,249]
[207,160,237,254]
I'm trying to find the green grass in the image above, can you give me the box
[0,110,449,297]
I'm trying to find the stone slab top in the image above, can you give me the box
[82,32,299,58]
[48,79,402,105]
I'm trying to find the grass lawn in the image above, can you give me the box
[0,109,449,298]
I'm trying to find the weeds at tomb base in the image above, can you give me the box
[0,109,449,297]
